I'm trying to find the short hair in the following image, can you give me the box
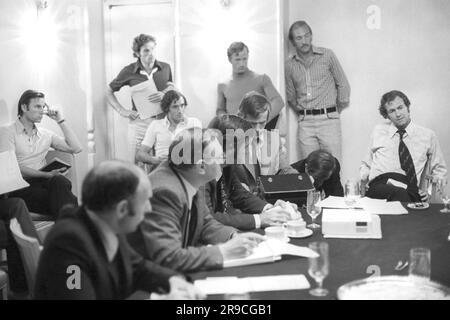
[161,90,188,114]
[305,150,336,182]
[82,161,140,212]
[379,90,411,119]
[168,127,219,170]
[132,34,156,58]
[288,20,313,42]
[17,90,45,117]
[227,42,249,60]
[238,91,271,118]
[208,115,253,164]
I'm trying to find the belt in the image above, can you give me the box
[299,106,337,116]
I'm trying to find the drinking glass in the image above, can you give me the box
[408,247,431,281]
[306,190,322,229]
[308,242,329,297]
[438,180,450,213]
[344,179,361,208]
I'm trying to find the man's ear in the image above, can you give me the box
[116,199,129,219]
[21,104,29,114]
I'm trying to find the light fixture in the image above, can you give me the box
[220,0,231,8]
[36,0,48,18]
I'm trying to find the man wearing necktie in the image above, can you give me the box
[360,90,447,202]
[128,128,265,272]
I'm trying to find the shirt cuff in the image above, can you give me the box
[253,214,261,229]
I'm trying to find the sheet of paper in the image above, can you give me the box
[360,198,408,215]
[0,150,29,195]
[318,196,364,209]
[194,275,310,295]
[130,79,161,119]
[268,240,319,258]
[223,240,280,268]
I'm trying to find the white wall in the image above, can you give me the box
[0,0,91,196]
[287,0,450,181]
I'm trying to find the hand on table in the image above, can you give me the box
[219,232,266,260]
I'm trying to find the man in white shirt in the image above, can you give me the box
[0,90,82,218]
[136,90,201,170]
[360,90,447,202]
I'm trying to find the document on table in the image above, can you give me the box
[223,239,319,268]
[359,198,408,215]
[318,196,364,209]
[194,275,310,295]
[130,79,161,119]
[0,150,29,195]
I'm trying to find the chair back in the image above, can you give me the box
[9,218,42,298]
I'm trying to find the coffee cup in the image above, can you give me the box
[265,226,287,241]
[286,220,306,236]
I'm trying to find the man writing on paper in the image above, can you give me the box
[128,128,265,272]
[360,90,447,202]
[35,161,203,299]
[0,90,81,218]
[217,42,285,130]
[106,34,176,162]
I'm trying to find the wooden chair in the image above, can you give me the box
[9,218,42,299]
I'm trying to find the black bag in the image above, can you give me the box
[259,173,314,207]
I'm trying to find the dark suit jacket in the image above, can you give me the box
[128,162,235,273]
[226,164,268,214]
[291,158,344,197]
[34,206,177,299]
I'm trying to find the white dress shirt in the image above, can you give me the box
[360,122,447,185]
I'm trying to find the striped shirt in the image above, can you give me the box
[285,46,350,112]
[360,122,447,184]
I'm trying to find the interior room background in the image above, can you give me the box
[1,0,449,197]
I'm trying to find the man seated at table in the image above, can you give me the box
[128,128,265,272]
[291,149,344,197]
[360,90,447,202]
[136,90,201,171]
[237,91,291,175]
[205,115,291,230]
[35,160,203,300]
[0,90,81,218]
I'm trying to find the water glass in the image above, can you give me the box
[408,247,431,281]
[344,179,360,208]
[438,180,450,213]
[308,242,329,297]
[306,190,322,229]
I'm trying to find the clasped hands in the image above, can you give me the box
[260,200,299,228]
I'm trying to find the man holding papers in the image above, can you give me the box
[360,90,447,202]
[0,90,81,218]
[128,128,265,272]
[106,33,176,162]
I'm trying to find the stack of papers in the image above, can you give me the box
[194,275,310,295]
[223,239,318,268]
[318,196,407,215]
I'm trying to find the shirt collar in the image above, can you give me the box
[15,118,40,137]
[133,59,162,74]
[179,173,197,209]
[293,46,324,61]
[85,210,119,262]
[389,121,415,138]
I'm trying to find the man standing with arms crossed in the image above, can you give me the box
[285,21,350,161]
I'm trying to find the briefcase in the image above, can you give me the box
[259,173,315,207]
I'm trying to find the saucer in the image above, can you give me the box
[287,228,313,239]
[407,202,430,210]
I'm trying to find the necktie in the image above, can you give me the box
[398,129,418,188]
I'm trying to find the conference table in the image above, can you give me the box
[189,204,450,300]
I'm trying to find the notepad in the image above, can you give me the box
[194,274,310,295]
[0,150,29,195]
[130,79,161,119]
[223,239,319,268]
[40,157,71,172]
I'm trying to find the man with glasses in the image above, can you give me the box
[136,90,201,171]
[0,90,81,218]
[285,21,350,162]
